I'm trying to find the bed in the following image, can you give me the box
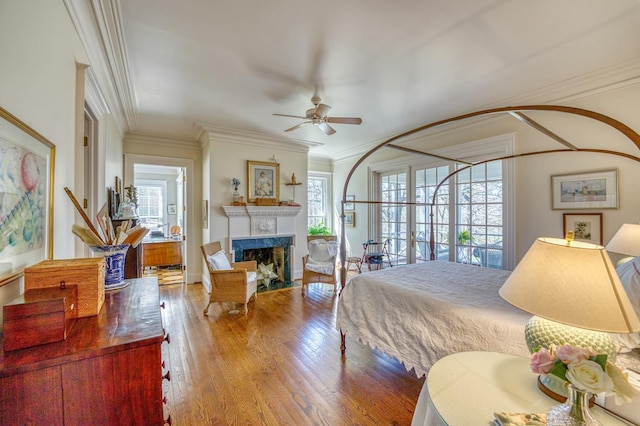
[336,261,531,378]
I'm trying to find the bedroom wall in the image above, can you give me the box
[333,83,640,266]
[0,0,101,325]
[199,128,311,284]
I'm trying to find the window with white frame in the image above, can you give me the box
[136,180,167,230]
[371,134,515,270]
[307,173,331,230]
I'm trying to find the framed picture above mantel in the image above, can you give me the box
[247,160,280,203]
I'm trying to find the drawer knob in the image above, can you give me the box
[164,414,172,425]
[160,301,166,309]
[164,333,171,344]
[162,370,171,382]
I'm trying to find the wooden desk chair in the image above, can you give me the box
[302,235,338,295]
[201,241,258,315]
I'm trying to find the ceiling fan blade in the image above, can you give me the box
[326,117,362,125]
[273,113,307,119]
[314,103,331,118]
[318,122,336,135]
[284,122,311,132]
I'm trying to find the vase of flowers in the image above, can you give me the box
[231,178,240,203]
[531,344,638,425]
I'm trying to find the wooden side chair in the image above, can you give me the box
[201,241,258,315]
[301,235,338,295]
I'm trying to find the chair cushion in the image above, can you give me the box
[207,250,232,270]
[246,271,258,283]
[308,239,338,263]
[305,260,335,275]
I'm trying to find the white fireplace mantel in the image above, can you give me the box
[222,205,302,218]
[222,205,302,238]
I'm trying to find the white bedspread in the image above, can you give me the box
[336,261,531,378]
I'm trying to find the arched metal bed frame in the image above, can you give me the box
[337,105,640,294]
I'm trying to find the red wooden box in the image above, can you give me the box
[3,285,78,351]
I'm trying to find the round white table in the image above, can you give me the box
[412,351,632,426]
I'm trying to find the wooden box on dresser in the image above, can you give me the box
[0,277,170,425]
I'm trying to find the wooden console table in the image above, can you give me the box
[0,278,170,425]
[141,239,183,275]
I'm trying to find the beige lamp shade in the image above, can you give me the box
[605,223,640,256]
[499,237,640,333]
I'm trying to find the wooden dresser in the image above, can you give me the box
[0,278,170,425]
[141,239,183,274]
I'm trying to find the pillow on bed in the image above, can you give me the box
[611,257,640,353]
[616,257,640,318]
[308,239,338,263]
[207,250,232,270]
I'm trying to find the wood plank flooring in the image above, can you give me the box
[159,282,424,425]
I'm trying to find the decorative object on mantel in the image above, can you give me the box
[64,187,149,290]
[231,177,243,205]
[285,173,302,206]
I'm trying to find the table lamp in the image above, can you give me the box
[499,237,640,398]
[606,223,640,265]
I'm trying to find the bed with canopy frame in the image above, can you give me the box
[334,105,640,377]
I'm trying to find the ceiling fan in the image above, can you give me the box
[273,96,362,135]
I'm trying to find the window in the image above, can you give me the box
[371,134,515,270]
[136,180,167,229]
[307,173,331,230]
[380,172,407,265]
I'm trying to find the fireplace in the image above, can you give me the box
[231,236,294,291]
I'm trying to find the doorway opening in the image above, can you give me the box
[124,154,194,284]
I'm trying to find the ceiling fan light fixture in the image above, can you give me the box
[274,96,362,135]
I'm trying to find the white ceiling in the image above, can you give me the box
[98,0,640,158]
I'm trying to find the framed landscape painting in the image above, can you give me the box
[0,108,55,286]
[551,169,618,210]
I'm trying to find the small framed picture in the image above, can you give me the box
[202,200,209,229]
[551,169,618,210]
[167,204,177,215]
[563,213,603,245]
[344,195,355,211]
[344,212,355,227]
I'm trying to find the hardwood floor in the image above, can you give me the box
[159,282,425,425]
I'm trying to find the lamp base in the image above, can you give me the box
[525,316,617,360]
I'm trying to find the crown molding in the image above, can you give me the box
[124,132,201,150]
[331,59,640,163]
[196,124,321,154]
[64,0,137,133]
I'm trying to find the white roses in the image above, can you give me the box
[530,344,639,404]
[566,359,613,394]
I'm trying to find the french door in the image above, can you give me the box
[377,159,508,269]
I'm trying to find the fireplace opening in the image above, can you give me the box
[243,247,285,290]
[231,236,294,292]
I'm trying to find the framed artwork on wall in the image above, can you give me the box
[344,212,355,227]
[0,107,55,286]
[247,160,280,203]
[344,195,355,211]
[551,169,618,210]
[563,213,603,245]
[168,204,177,215]
[202,200,209,229]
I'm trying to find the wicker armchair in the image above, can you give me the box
[201,241,258,315]
[301,235,338,295]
